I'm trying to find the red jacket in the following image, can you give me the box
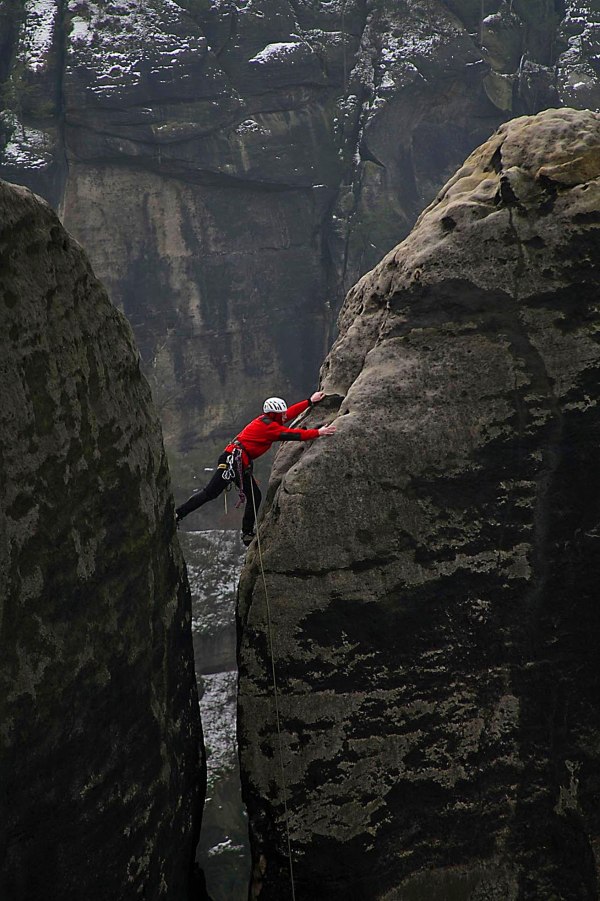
[225,399,320,466]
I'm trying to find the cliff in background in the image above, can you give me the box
[1,0,598,495]
[237,108,600,899]
[0,178,202,900]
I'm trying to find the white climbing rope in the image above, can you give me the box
[249,477,297,901]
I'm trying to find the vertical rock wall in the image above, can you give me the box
[0,179,202,900]
[237,109,600,899]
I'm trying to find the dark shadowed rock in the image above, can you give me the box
[0,179,203,900]
[237,108,600,899]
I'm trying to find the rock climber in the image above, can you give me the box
[175,391,336,545]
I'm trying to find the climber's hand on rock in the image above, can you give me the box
[311,391,326,404]
[318,424,336,436]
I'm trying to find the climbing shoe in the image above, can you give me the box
[241,531,255,547]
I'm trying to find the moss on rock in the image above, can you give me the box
[0,179,203,901]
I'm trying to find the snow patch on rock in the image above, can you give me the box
[0,113,53,170]
[186,530,243,636]
[19,0,59,73]
[249,41,302,64]
[207,837,245,857]
[65,0,210,99]
[235,118,268,135]
[200,670,238,787]
[557,1,600,108]
[180,529,244,786]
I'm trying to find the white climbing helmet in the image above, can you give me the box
[263,396,287,414]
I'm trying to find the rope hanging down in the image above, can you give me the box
[250,479,297,901]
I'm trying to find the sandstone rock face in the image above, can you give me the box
[237,108,600,899]
[0,179,202,900]
[1,2,597,495]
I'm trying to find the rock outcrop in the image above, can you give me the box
[0,179,202,900]
[1,2,598,495]
[237,108,600,899]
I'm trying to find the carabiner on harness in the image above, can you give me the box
[222,452,236,481]
[220,447,247,507]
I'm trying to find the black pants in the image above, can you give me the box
[176,453,261,535]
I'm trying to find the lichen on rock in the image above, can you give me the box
[237,108,600,899]
[0,178,203,900]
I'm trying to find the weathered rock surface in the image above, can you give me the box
[0,179,202,900]
[237,108,600,899]
[1,1,598,497]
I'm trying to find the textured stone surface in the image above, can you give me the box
[1,1,598,497]
[237,108,600,899]
[0,179,202,900]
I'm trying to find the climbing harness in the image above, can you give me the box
[219,447,246,508]
[249,479,297,901]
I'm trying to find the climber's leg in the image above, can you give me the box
[176,454,229,521]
